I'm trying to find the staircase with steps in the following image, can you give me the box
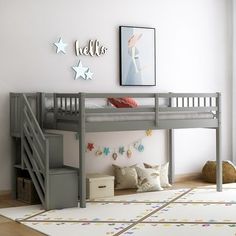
[11,94,78,210]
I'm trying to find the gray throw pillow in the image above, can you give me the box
[113,164,138,189]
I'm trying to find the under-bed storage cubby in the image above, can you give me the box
[13,166,38,201]
[11,137,39,201]
[17,177,40,204]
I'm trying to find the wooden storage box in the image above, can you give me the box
[86,174,114,199]
[17,177,40,204]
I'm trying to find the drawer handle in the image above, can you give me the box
[98,185,106,189]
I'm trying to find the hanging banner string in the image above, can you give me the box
[81,129,153,160]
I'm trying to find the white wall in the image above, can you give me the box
[0,0,232,191]
[233,0,236,164]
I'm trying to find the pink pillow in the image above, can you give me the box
[108,97,138,108]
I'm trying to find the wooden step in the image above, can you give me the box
[49,168,78,175]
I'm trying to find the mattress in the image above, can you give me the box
[44,109,215,125]
[85,111,214,122]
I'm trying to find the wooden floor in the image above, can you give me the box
[0,179,213,236]
[0,194,43,236]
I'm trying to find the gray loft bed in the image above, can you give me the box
[10,92,222,210]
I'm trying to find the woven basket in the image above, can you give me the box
[202,161,236,183]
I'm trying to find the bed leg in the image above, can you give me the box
[216,127,222,192]
[168,129,174,184]
[79,93,86,208]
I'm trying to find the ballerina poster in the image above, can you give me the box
[119,26,156,86]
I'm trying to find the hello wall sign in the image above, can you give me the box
[75,40,108,57]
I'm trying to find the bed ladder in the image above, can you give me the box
[21,94,78,210]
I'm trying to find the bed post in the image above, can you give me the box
[168,93,174,184]
[79,93,86,207]
[37,92,44,129]
[216,92,222,191]
[168,130,174,184]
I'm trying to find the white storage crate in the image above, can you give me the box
[86,174,114,199]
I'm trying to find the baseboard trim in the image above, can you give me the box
[175,172,202,182]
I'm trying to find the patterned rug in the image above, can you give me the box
[1,184,236,236]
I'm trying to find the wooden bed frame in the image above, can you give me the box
[10,92,222,209]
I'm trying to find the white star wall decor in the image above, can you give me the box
[72,61,89,80]
[54,37,67,54]
[52,37,97,81]
[85,69,93,80]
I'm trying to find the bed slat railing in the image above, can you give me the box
[166,94,217,109]
[54,93,80,116]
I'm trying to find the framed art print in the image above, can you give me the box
[119,26,156,86]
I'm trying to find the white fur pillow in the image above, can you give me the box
[135,167,163,192]
[144,162,172,188]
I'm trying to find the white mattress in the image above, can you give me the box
[85,111,214,122]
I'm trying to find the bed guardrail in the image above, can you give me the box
[53,92,218,108]
[52,92,219,124]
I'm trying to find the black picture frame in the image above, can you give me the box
[119,26,156,86]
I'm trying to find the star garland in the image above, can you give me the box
[146,129,152,136]
[103,147,110,156]
[83,129,153,160]
[87,143,94,151]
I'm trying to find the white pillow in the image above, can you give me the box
[144,162,172,188]
[135,167,163,192]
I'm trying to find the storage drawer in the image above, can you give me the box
[86,174,114,199]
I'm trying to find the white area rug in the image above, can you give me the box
[177,188,236,203]
[0,186,236,236]
[119,223,236,236]
[27,202,163,222]
[144,203,236,223]
[23,222,131,236]
[0,205,44,221]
